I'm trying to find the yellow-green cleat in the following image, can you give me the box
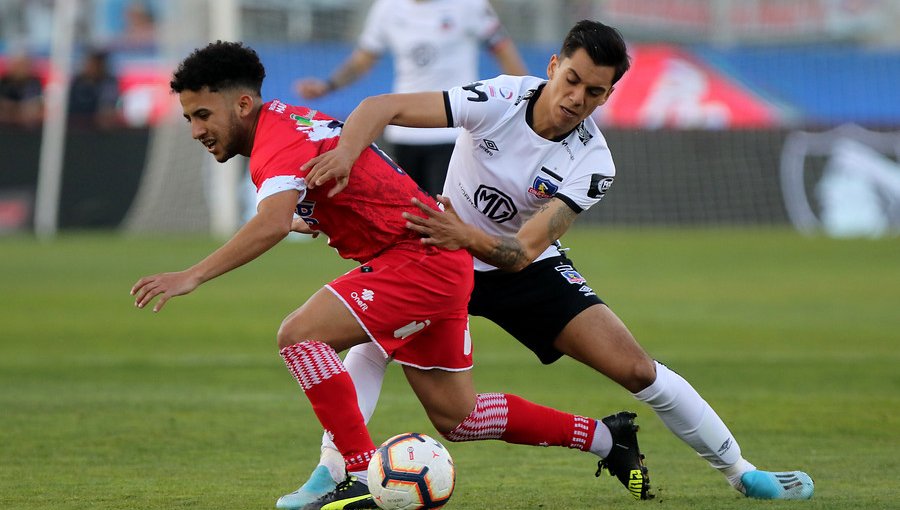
[301,475,377,510]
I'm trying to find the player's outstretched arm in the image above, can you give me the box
[304,92,448,196]
[294,49,378,100]
[130,190,300,312]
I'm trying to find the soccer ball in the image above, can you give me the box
[367,432,455,510]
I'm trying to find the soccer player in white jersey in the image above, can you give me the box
[283,20,815,508]
[294,0,527,196]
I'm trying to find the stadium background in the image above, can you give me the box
[1,0,899,236]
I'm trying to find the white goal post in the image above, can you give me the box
[121,0,242,237]
[33,0,77,240]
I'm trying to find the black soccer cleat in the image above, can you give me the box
[596,411,654,500]
[300,475,377,510]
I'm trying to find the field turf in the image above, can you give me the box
[1,228,898,509]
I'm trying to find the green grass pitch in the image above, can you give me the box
[1,228,898,509]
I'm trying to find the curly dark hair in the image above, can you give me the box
[560,20,631,85]
[170,41,266,95]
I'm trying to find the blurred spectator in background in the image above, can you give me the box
[114,0,157,51]
[295,0,528,196]
[0,0,56,54]
[68,48,121,129]
[0,51,44,128]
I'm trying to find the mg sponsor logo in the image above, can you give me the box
[473,185,517,223]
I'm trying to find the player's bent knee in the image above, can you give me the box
[276,317,303,350]
[628,357,658,392]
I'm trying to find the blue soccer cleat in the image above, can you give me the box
[276,465,339,509]
[741,470,814,500]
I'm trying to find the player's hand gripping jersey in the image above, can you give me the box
[251,100,438,263]
[443,75,616,271]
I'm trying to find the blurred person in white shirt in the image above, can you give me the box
[295,0,527,196]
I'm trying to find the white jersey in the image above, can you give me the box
[444,74,616,272]
[359,0,508,145]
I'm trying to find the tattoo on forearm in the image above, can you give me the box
[547,204,577,242]
[489,237,527,270]
[485,202,576,270]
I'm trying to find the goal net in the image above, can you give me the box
[121,0,237,236]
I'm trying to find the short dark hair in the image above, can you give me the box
[170,41,265,95]
[560,20,631,84]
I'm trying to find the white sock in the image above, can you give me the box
[319,342,389,482]
[633,361,752,480]
[589,420,613,458]
[349,469,368,485]
[344,342,389,422]
[319,445,345,484]
[720,458,757,493]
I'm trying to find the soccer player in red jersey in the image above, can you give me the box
[130,41,648,509]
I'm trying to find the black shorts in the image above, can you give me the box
[468,255,604,364]
[392,143,455,197]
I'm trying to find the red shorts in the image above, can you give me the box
[326,245,474,371]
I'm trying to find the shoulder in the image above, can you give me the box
[448,75,543,131]
[455,74,542,104]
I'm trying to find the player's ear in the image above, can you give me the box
[547,54,559,79]
[237,93,255,118]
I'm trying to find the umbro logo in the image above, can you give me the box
[479,139,499,156]
[578,285,596,297]
[717,438,733,456]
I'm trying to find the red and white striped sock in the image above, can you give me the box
[280,341,376,472]
[442,392,597,451]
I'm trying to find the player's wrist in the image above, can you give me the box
[324,78,338,92]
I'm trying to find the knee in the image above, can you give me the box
[624,357,658,393]
[276,317,302,350]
